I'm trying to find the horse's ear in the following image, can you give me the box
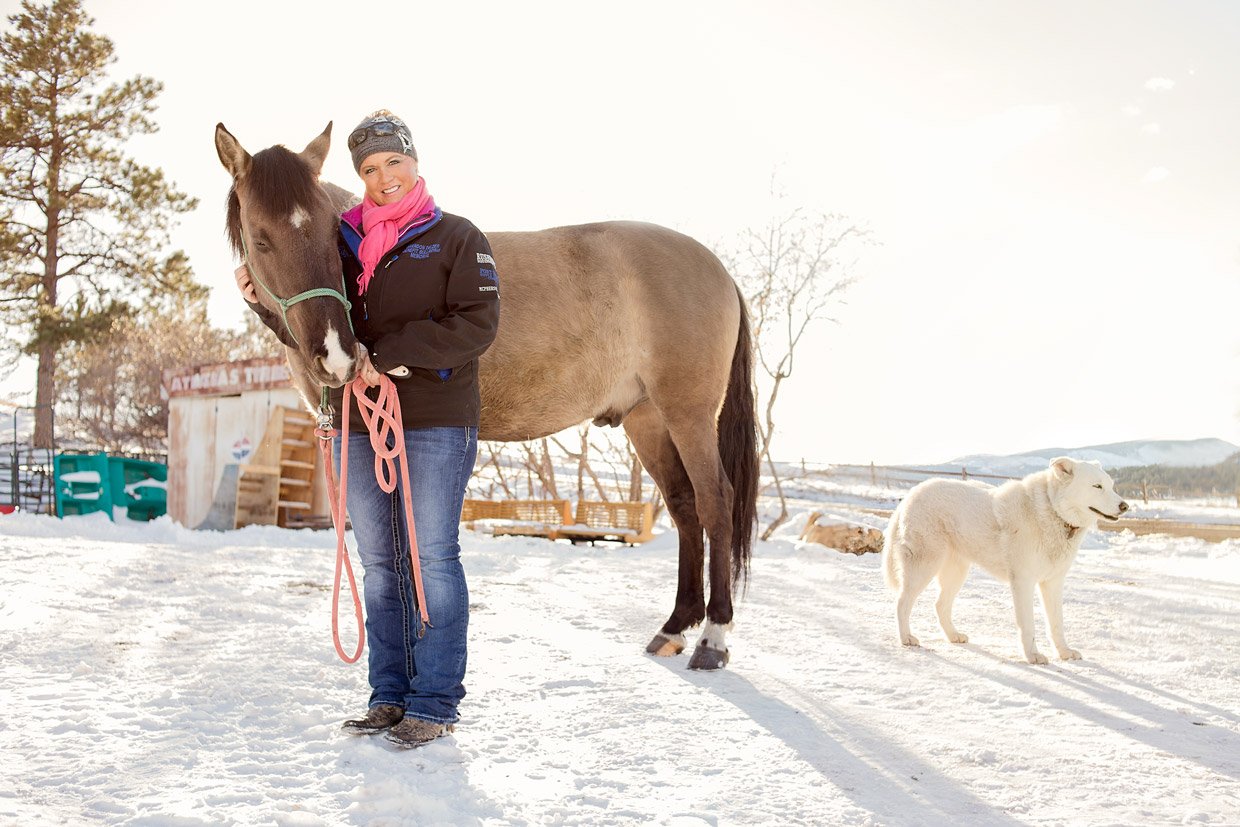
[215,123,252,180]
[300,121,332,177]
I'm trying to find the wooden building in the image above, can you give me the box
[163,357,330,529]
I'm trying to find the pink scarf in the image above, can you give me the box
[356,177,437,295]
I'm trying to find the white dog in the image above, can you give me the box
[882,457,1128,664]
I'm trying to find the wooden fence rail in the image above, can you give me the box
[811,500,1240,544]
[796,462,1238,505]
[798,462,1021,486]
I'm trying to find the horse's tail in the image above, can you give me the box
[719,285,759,591]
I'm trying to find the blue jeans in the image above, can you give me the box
[333,426,477,724]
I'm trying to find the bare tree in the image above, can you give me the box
[475,443,516,499]
[55,297,274,452]
[551,424,612,502]
[470,424,662,519]
[734,209,871,539]
[517,438,561,499]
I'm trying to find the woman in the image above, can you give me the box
[236,110,500,748]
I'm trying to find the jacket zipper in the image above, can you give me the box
[364,255,399,320]
[343,210,440,325]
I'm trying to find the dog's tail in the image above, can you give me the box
[799,511,823,542]
[882,512,901,591]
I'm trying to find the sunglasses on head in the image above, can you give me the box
[347,121,407,150]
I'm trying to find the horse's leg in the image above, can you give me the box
[623,402,704,658]
[659,406,735,670]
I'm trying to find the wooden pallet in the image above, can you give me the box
[460,498,655,545]
[234,406,320,528]
[461,498,573,539]
[234,464,280,528]
[557,501,655,545]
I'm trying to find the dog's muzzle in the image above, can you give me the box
[1090,505,1124,521]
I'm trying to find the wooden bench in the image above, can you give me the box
[556,500,655,546]
[460,498,574,539]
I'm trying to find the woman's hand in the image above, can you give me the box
[357,350,383,387]
[234,264,259,303]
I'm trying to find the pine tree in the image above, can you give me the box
[0,0,198,448]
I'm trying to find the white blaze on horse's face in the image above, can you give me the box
[242,192,358,387]
[319,325,354,385]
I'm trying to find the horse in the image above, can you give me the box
[215,122,759,670]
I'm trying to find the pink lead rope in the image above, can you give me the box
[316,375,430,664]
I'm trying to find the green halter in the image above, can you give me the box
[241,230,354,349]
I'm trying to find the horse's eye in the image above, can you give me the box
[254,240,270,252]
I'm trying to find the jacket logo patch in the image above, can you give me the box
[403,243,441,260]
[477,253,495,266]
[479,285,498,292]
[479,268,498,283]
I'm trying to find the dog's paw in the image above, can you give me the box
[900,634,920,647]
[1024,651,1049,665]
[1058,648,1081,661]
[946,632,969,644]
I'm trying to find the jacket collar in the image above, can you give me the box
[339,205,444,260]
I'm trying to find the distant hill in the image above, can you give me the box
[943,438,1240,477]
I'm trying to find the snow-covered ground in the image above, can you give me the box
[2,500,1238,826]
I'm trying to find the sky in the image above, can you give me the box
[2,0,1239,465]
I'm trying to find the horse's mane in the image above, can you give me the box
[225,145,321,256]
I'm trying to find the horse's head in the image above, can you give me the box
[216,122,362,388]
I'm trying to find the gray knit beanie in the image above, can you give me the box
[348,110,417,172]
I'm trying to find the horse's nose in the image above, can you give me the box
[1119,501,1129,514]
[316,327,357,384]
[314,353,351,385]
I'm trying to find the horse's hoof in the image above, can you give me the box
[687,642,729,670]
[645,632,685,657]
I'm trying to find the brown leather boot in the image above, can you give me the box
[341,704,404,734]
[383,717,455,748]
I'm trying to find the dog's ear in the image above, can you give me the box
[1050,457,1075,479]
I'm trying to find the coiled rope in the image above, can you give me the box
[316,376,429,663]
